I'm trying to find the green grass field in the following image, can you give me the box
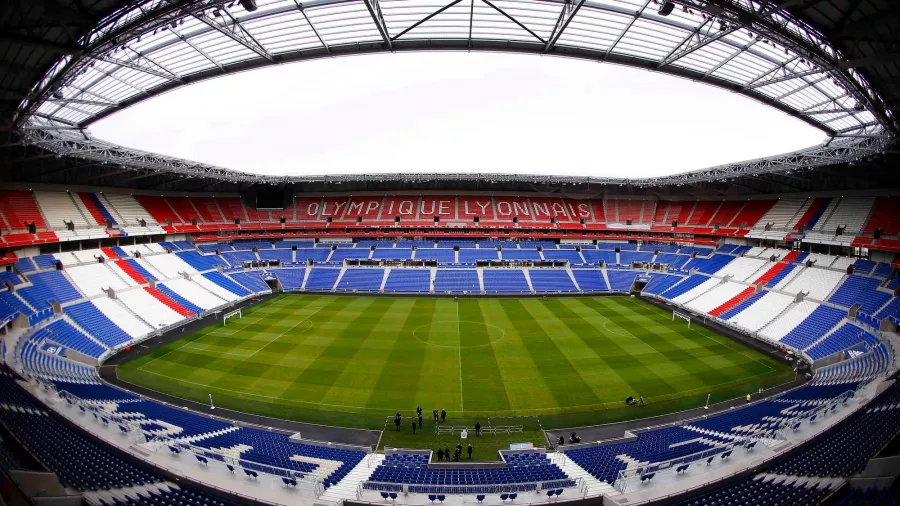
[119,294,794,456]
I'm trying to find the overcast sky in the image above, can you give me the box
[91,52,825,178]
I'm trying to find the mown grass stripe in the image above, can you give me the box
[363,298,436,410]
[584,298,744,392]
[548,298,681,397]
[459,299,512,412]
[277,297,387,404]
[497,299,602,408]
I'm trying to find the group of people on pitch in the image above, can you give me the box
[436,444,472,462]
[394,407,485,437]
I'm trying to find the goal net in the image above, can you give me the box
[223,309,242,326]
[672,311,691,328]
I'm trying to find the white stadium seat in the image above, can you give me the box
[714,257,768,282]
[117,288,184,328]
[191,276,241,302]
[685,282,748,313]
[727,291,795,332]
[34,191,91,229]
[52,252,80,267]
[781,267,845,300]
[162,278,228,310]
[672,277,720,304]
[103,193,158,226]
[66,264,130,297]
[759,300,819,342]
[144,254,196,279]
[92,297,154,338]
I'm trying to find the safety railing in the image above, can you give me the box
[360,477,581,496]
[52,387,370,497]
[613,437,749,493]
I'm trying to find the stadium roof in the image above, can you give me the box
[1,0,898,191]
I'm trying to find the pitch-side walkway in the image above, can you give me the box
[545,376,806,445]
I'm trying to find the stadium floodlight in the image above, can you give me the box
[658,1,675,16]
[239,0,258,12]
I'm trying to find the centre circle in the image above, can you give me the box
[413,321,506,348]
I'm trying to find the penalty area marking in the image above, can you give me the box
[244,309,320,359]
[685,322,777,373]
[176,345,255,359]
[139,309,318,372]
[601,320,632,337]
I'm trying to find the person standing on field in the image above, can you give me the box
[433,409,439,423]
[441,409,446,423]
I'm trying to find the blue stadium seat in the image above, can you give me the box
[459,249,499,264]
[606,270,638,292]
[529,270,577,292]
[305,268,340,290]
[640,274,684,296]
[384,269,430,292]
[483,270,530,293]
[65,302,132,348]
[780,306,846,350]
[156,284,204,313]
[365,451,572,495]
[372,249,412,261]
[660,274,709,299]
[571,270,609,291]
[434,270,480,293]
[258,249,293,263]
[176,251,229,271]
[829,275,891,313]
[274,268,306,290]
[416,249,456,264]
[338,269,385,291]
[203,272,252,297]
[541,250,585,265]
[17,271,82,309]
[229,271,271,293]
[501,250,541,261]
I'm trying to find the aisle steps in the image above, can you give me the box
[319,454,386,502]
[554,454,618,497]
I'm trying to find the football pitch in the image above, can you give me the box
[119,294,794,439]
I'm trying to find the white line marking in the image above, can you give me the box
[688,323,777,373]
[624,297,777,372]
[139,339,198,372]
[177,345,253,358]
[245,307,321,359]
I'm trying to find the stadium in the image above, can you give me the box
[1,0,900,505]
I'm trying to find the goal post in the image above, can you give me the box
[672,311,691,328]
[223,309,242,326]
